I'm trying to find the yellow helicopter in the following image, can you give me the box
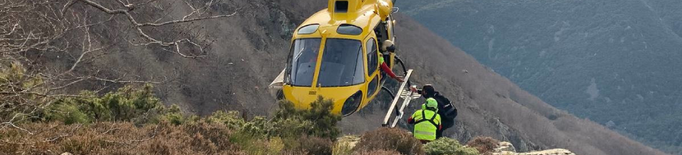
[270,0,414,118]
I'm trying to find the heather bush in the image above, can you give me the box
[353,127,424,155]
[352,149,401,155]
[466,136,499,154]
[424,138,479,155]
[297,136,334,155]
[0,122,242,154]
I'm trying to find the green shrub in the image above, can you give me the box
[270,115,314,138]
[424,138,479,155]
[205,111,245,130]
[239,116,276,138]
[224,97,341,154]
[271,96,341,140]
[0,62,47,121]
[39,84,178,125]
[157,105,199,125]
[46,103,90,124]
[353,127,424,155]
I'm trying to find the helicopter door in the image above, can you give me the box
[365,37,380,99]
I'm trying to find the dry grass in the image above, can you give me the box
[352,149,401,155]
[297,136,334,155]
[0,121,243,155]
[466,136,499,155]
[0,122,416,155]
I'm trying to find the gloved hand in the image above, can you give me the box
[396,76,404,82]
[410,85,419,93]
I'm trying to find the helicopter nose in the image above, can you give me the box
[283,87,319,108]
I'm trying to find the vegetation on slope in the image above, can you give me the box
[0,80,479,154]
[3,0,661,154]
[424,138,478,155]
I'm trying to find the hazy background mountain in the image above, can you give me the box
[397,0,682,154]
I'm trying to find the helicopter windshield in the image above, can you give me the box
[317,39,365,87]
[287,38,321,86]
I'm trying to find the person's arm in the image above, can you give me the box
[408,111,418,124]
[410,86,422,94]
[380,62,404,82]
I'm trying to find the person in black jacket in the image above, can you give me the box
[411,84,457,139]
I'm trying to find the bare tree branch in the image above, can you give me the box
[0,121,34,135]
[1,0,236,123]
[45,124,81,142]
[74,0,236,58]
[139,12,236,27]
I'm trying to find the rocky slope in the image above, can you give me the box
[30,0,665,154]
[397,0,682,153]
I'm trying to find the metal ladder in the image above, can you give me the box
[382,69,421,128]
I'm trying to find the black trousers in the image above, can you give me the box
[436,129,444,139]
[437,120,455,139]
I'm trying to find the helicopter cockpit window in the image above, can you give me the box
[337,24,363,35]
[286,39,321,86]
[298,24,319,35]
[317,39,365,87]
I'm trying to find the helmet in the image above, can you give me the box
[426,98,438,108]
[422,98,438,111]
[381,40,396,52]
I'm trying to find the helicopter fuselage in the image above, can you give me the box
[280,0,398,116]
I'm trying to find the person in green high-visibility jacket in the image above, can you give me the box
[407,98,442,143]
[378,40,404,82]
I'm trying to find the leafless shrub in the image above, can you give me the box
[0,0,236,131]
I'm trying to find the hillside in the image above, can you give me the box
[396,0,682,153]
[387,14,663,155]
[0,0,665,155]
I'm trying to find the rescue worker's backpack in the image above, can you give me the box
[432,92,457,128]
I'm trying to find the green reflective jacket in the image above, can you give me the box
[411,109,441,141]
